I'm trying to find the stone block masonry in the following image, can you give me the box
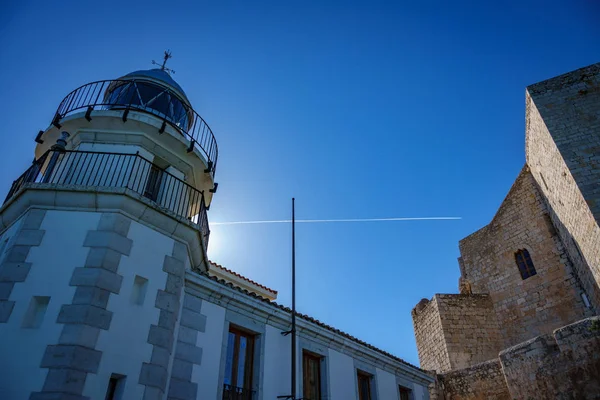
[458,167,592,349]
[526,63,600,310]
[412,294,501,373]
[31,212,131,400]
[165,291,207,400]
[412,296,451,372]
[0,209,46,323]
[139,240,208,400]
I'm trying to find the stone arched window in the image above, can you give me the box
[515,249,537,279]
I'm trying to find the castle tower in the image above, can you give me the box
[0,55,218,399]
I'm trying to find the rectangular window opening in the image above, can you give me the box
[22,296,50,328]
[357,370,372,400]
[223,326,255,399]
[303,351,322,400]
[399,385,412,400]
[105,373,126,400]
[130,275,149,305]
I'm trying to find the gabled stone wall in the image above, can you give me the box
[458,168,591,348]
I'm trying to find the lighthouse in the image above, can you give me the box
[0,54,435,400]
[0,53,218,399]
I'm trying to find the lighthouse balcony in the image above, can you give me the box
[46,78,218,177]
[3,149,210,250]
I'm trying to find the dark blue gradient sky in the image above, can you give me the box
[1,0,598,365]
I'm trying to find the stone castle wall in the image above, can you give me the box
[499,316,600,399]
[412,295,502,373]
[458,167,591,349]
[433,359,509,400]
[412,297,451,372]
[429,316,600,400]
[526,63,600,310]
[434,295,502,372]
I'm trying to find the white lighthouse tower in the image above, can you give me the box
[0,53,217,399]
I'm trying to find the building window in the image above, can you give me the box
[143,164,163,201]
[130,275,148,305]
[515,249,536,279]
[303,351,322,400]
[399,385,411,400]
[223,327,255,398]
[104,373,126,400]
[22,296,50,328]
[357,371,372,400]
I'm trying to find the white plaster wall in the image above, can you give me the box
[194,300,226,399]
[262,324,292,399]
[0,210,100,400]
[376,368,398,400]
[83,219,172,399]
[75,142,153,160]
[328,348,356,400]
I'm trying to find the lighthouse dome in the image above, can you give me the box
[104,68,193,130]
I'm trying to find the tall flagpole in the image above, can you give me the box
[291,197,297,400]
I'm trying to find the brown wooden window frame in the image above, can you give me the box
[398,384,411,400]
[515,248,537,280]
[224,326,255,391]
[302,351,322,400]
[357,370,372,400]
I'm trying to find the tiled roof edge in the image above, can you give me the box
[209,261,278,295]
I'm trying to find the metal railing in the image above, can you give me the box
[4,149,210,248]
[222,384,255,400]
[52,79,218,176]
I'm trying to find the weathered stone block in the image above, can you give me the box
[163,256,184,276]
[175,341,202,365]
[70,268,123,294]
[4,246,32,263]
[0,300,15,322]
[148,325,174,350]
[59,324,101,348]
[142,386,164,400]
[0,282,14,300]
[72,287,111,309]
[158,310,177,330]
[155,290,179,313]
[172,241,187,262]
[98,213,131,236]
[180,308,206,332]
[171,359,193,381]
[57,304,113,330]
[84,248,122,272]
[0,262,32,282]
[183,294,202,312]
[83,231,132,256]
[177,325,198,345]
[139,362,168,391]
[22,209,46,230]
[151,346,171,369]
[168,377,198,400]
[165,274,183,295]
[41,345,102,373]
[42,368,87,394]
[14,229,45,246]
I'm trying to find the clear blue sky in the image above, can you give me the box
[1,0,599,366]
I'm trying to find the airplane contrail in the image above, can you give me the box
[211,216,462,226]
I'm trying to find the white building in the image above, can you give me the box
[0,60,433,400]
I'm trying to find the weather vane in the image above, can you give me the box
[152,50,175,74]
